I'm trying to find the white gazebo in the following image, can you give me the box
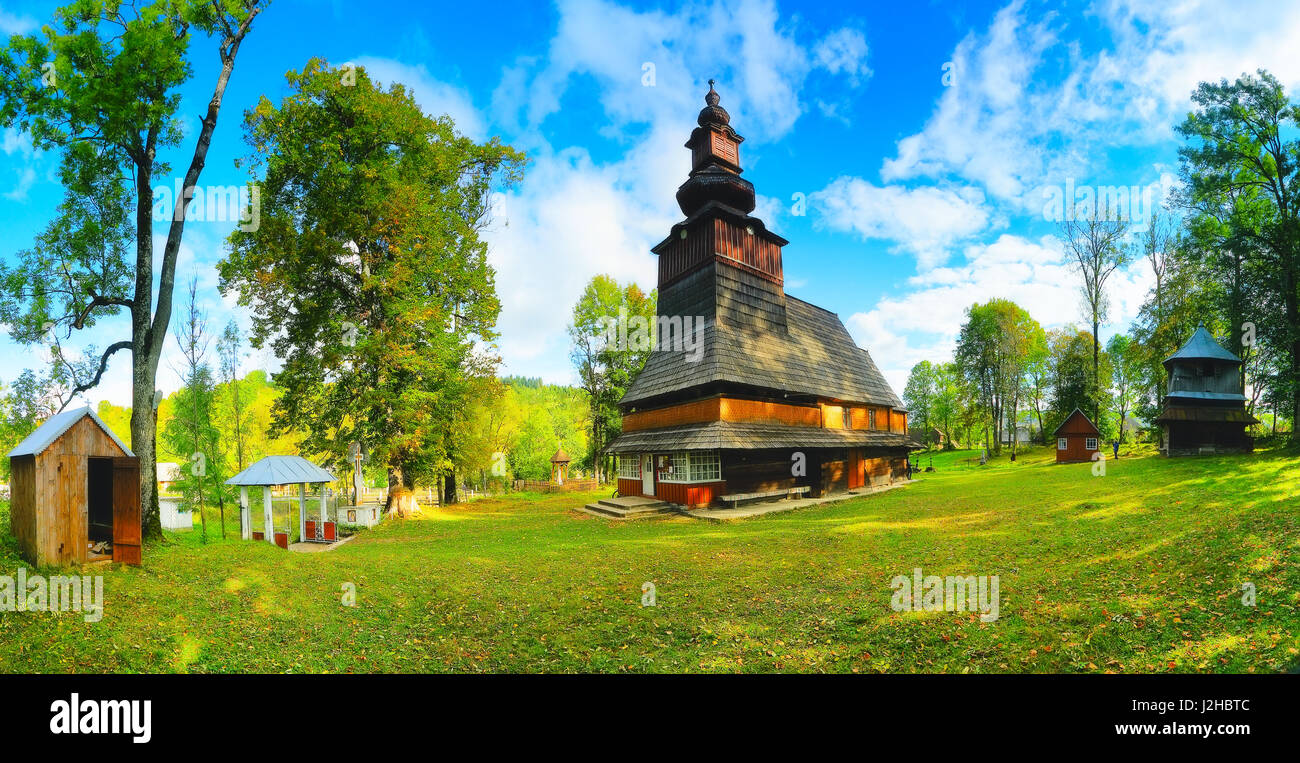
[225,456,336,547]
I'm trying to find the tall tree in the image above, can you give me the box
[1140,211,1180,402]
[220,59,525,516]
[567,275,656,482]
[216,320,247,472]
[1059,203,1131,423]
[954,299,1040,456]
[1107,333,1141,442]
[1025,341,1052,444]
[1047,326,1110,433]
[931,362,961,450]
[0,0,267,539]
[903,361,938,451]
[1178,70,1300,440]
[165,278,217,539]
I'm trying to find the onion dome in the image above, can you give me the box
[678,80,754,216]
[697,79,731,128]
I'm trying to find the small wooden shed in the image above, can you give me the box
[6,407,142,566]
[1053,408,1101,464]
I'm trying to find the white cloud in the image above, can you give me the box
[2,128,40,200]
[880,1,1063,206]
[1097,0,1300,137]
[845,234,1153,391]
[0,9,37,35]
[882,0,1300,211]
[491,0,860,144]
[484,0,868,383]
[811,177,996,268]
[3,165,36,201]
[813,27,871,83]
[485,143,668,383]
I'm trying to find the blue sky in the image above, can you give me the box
[3,0,1300,406]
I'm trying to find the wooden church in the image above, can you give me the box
[1155,325,1258,456]
[604,82,920,508]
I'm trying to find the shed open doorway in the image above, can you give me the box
[87,457,114,559]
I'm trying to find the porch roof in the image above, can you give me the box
[605,420,921,453]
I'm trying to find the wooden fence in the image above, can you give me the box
[514,479,600,493]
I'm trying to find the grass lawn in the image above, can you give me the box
[1,445,1297,673]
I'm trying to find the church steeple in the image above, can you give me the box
[676,80,755,216]
[652,81,788,313]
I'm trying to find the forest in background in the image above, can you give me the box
[0,371,589,499]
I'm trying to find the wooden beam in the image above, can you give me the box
[240,486,250,540]
[263,487,273,544]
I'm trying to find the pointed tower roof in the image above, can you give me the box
[675,80,756,216]
[1164,325,1241,367]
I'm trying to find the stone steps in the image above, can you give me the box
[577,496,677,520]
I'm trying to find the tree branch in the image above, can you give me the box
[62,340,133,406]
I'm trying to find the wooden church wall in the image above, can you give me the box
[721,450,799,495]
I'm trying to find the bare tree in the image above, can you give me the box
[1060,203,1131,423]
[1141,210,1178,401]
[171,278,212,541]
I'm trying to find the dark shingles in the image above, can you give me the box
[622,287,906,410]
[606,420,923,453]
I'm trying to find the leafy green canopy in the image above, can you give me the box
[0,0,267,538]
[220,59,525,488]
[567,275,656,479]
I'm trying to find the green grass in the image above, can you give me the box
[0,445,1297,673]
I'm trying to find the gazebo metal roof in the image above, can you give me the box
[225,455,335,486]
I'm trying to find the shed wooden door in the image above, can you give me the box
[112,457,142,565]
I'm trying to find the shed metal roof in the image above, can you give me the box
[6,406,133,458]
[1165,326,1241,365]
[224,455,336,486]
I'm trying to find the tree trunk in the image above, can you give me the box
[1286,267,1300,443]
[443,471,458,505]
[128,14,259,541]
[217,486,226,540]
[385,465,421,518]
[133,374,163,540]
[1092,316,1101,425]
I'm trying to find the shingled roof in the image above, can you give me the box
[606,420,921,453]
[620,296,905,409]
[1154,407,1259,424]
